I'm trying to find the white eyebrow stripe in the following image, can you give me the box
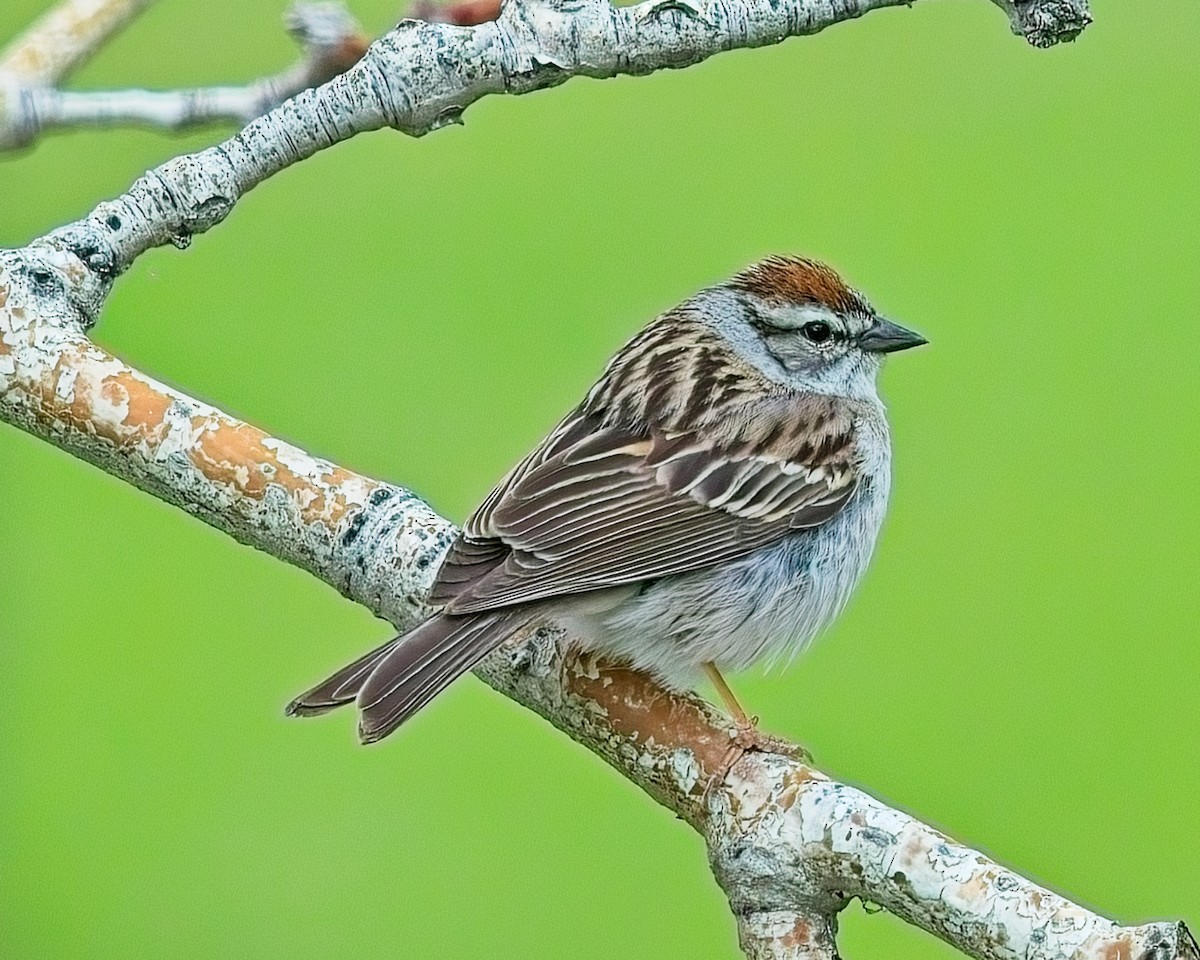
[761,303,842,331]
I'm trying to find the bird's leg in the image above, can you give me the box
[703,661,755,729]
[702,662,811,780]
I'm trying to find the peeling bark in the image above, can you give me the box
[0,253,449,627]
[735,911,840,960]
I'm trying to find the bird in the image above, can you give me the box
[287,255,926,745]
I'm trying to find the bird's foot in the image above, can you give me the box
[732,717,811,762]
[712,716,812,788]
[699,663,811,790]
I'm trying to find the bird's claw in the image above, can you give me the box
[709,718,812,793]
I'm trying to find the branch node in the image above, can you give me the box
[284,2,370,78]
[0,81,34,151]
[998,0,1092,47]
[638,0,708,26]
[2,240,110,332]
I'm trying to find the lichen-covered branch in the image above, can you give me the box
[6,1,1184,958]
[0,244,447,630]
[990,0,1090,48]
[18,0,1088,296]
[0,0,1092,153]
[734,909,839,960]
[0,2,369,151]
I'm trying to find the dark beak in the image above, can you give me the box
[859,317,928,354]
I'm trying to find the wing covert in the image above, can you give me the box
[429,396,861,614]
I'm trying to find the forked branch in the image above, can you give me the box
[0,2,370,150]
[0,0,514,151]
[4,1,1187,958]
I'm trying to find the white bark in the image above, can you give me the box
[0,0,1092,153]
[26,0,1091,292]
[4,1,1189,959]
[0,0,156,87]
[0,2,367,151]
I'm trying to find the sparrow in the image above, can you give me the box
[288,255,926,744]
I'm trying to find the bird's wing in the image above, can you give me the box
[430,397,861,615]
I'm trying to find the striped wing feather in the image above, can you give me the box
[430,400,858,615]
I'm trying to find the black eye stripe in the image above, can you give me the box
[745,303,845,342]
[743,303,776,335]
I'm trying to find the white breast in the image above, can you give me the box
[583,410,892,687]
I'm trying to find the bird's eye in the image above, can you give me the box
[801,321,833,344]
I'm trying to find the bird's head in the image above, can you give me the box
[709,255,926,399]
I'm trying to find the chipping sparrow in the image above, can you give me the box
[289,255,925,743]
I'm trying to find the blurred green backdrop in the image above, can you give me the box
[1,1,1197,957]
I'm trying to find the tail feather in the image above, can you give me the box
[357,612,521,743]
[286,635,400,717]
[286,612,523,742]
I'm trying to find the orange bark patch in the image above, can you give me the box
[71,376,119,444]
[778,920,813,949]
[1101,939,1133,960]
[34,347,123,447]
[187,419,362,525]
[776,766,818,811]
[101,370,172,439]
[35,350,180,449]
[24,333,373,530]
[567,661,733,782]
[958,872,990,904]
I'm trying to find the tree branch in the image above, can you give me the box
[26,0,1088,307]
[0,0,156,87]
[0,0,1091,153]
[991,0,1090,48]
[735,909,839,959]
[5,1,1184,959]
[0,2,370,151]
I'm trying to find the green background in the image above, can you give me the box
[1,1,1196,957]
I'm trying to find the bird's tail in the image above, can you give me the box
[286,635,401,718]
[286,611,524,743]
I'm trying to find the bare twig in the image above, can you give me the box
[0,2,368,151]
[4,1,1178,959]
[0,0,156,86]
